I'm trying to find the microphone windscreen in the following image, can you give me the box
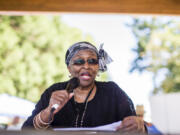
[66,77,80,93]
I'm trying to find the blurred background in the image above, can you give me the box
[0,14,180,134]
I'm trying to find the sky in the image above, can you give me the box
[61,14,154,121]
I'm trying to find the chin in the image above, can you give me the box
[79,80,94,88]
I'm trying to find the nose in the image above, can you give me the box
[83,61,90,69]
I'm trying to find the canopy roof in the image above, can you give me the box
[0,0,180,15]
[0,94,35,118]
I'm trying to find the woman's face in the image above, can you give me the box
[68,49,99,88]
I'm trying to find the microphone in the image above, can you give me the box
[50,77,80,112]
[65,77,80,93]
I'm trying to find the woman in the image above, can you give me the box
[22,41,146,133]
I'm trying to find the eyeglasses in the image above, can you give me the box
[72,58,98,65]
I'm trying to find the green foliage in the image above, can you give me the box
[0,15,103,102]
[129,17,180,94]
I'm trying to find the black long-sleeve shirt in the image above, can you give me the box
[22,81,136,129]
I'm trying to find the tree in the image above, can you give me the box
[129,17,180,94]
[0,15,106,102]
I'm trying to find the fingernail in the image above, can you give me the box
[69,93,74,99]
[119,124,123,129]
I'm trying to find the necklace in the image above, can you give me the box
[74,95,86,101]
[74,85,94,127]
[74,91,87,101]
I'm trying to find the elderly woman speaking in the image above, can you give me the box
[22,41,146,133]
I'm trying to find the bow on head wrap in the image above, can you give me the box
[65,41,113,72]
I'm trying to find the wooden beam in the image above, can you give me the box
[0,0,180,15]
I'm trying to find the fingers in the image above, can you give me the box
[117,117,136,131]
[49,90,74,114]
[53,93,68,104]
[117,116,145,133]
[69,93,74,99]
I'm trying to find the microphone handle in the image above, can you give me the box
[66,82,72,93]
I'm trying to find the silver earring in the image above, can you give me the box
[97,72,100,77]
[68,74,72,78]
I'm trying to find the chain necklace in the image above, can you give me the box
[74,85,94,127]
[74,92,87,101]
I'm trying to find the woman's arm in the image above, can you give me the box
[110,82,146,133]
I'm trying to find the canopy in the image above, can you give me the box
[0,94,35,118]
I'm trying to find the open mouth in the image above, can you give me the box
[80,72,91,80]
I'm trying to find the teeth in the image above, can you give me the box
[82,76,90,79]
[83,75,89,77]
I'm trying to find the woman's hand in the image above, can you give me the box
[116,116,145,133]
[36,90,74,127]
[48,90,74,114]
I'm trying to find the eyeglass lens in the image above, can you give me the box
[73,58,98,65]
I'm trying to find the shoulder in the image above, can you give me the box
[48,81,68,91]
[42,81,68,96]
[95,81,117,87]
[96,81,122,91]
[96,81,124,96]
[34,81,68,108]
[96,81,136,115]
[96,81,131,99]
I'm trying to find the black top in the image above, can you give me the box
[22,81,136,129]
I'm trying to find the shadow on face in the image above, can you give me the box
[67,50,99,88]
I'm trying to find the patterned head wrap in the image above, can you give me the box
[65,41,113,72]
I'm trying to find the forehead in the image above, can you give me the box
[72,49,98,59]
